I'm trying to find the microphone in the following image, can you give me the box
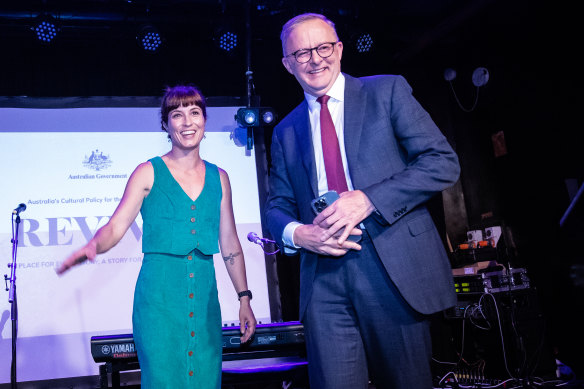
[247,232,277,245]
[247,232,280,255]
[12,203,26,215]
[247,232,263,246]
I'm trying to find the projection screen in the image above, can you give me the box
[0,98,271,383]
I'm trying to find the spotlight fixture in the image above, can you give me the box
[33,14,59,43]
[218,31,238,52]
[355,33,373,53]
[235,107,276,128]
[137,25,162,52]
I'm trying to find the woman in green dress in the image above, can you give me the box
[57,85,256,388]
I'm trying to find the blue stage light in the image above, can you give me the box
[262,110,274,124]
[33,16,59,43]
[137,26,162,52]
[356,33,373,53]
[219,31,238,52]
[244,110,257,125]
[235,107,277,128]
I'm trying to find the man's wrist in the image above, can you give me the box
[283,221,302,249]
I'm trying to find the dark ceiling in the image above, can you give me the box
[0,0,556,100]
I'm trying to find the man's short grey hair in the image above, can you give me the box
[280,13,339,56]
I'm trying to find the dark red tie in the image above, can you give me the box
[317,95,348,193]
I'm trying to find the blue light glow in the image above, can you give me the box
[34,20,58,43]
[356,33,373,53]
[219,32,238,52]
[141,31,162,51]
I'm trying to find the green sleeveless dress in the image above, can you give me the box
[133,156,222,389]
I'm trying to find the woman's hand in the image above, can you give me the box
[56,240,97,275]
[238,299,256,343]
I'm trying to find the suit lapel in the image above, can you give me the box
[290,75,365,199]
[343,74,367,178]
[293,101,318,198]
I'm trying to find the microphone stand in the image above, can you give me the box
[5,212,22,389]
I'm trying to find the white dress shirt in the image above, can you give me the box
[282,74,358,250]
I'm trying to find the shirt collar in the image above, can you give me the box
[305,73,345,109]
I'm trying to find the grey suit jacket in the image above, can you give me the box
[265,73,460,320]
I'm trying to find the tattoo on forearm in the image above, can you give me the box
[222,252,241,265]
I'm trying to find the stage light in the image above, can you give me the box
[137,25,162,52]
[355,33,373,53]
[243,110,257,125]
[262,110,274,125]
[33,14,59,43]
[235,107,276,128]
[218,31,238,52]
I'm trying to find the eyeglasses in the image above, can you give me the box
[286,42,338,64]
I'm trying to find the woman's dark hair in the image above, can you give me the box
[160,84,207,134]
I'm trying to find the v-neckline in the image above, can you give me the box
[158,157,207,203]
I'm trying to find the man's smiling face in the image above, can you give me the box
[282,19,343,97]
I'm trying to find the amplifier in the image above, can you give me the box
[453,267,530,296]
[453,275,484,294]
[482,268,530,293]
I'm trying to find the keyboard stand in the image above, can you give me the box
[99,361,140,389]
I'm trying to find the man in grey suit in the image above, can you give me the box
[265,12,460,389]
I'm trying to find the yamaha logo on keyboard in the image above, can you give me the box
[91,335,139,363]
[100,343,137,358]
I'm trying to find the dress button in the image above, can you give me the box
[189,273,194,278]
[189,293,194,298]
[191,331,195,337]
[188,351,193,356]
[191,205,196,210]
[190,217,195,222]
[191,229,196,234]
[187,255,193,261]
[189,312,194,318]
[189,371,194,376]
